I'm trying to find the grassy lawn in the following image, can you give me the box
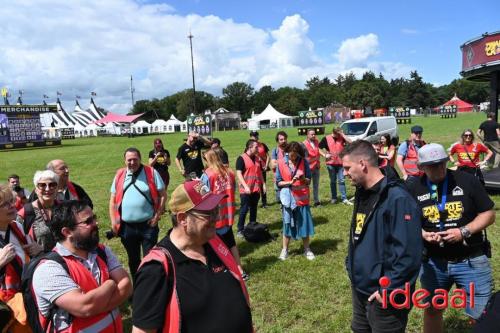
[0,112,498,332]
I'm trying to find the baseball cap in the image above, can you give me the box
[249,131,259,137]
[411,125,423,133]
[168,180,227,214]
[418,143,449,166]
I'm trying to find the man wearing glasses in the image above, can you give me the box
[132,180,253,333]
[32,200,132,332]
[396,125,426,182]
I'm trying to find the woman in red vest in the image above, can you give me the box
[276,142,315,260]
[378,134,396,168]
[449,129,492,185]
[0,184,39,332]
[201,148,248,280]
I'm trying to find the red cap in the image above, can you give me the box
[168,180,227,214]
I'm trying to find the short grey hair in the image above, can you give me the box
[33,170,59,186]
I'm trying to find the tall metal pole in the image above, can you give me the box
[188,32,196,114]
[130,75,135,108]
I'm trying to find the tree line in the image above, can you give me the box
[131,70,489,122]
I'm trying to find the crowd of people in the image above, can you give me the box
[0,112,498,332]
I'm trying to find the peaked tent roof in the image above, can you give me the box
[442,94,474,112]
[166,114,185,124]
[151,119,169,126]
[250,104,292,121]
[94,112,143,124]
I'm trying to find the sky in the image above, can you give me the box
[1,0,499,114]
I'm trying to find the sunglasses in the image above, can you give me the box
[187,209,219,222]
[75,214,98,227]
[463,134,473,137]
[36,182,58,190]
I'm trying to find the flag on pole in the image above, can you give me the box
[18,90,24,95]
[76,95,81,99]
[57,91,62,96]
[43,94,49,99]
[91,92,97,96]
[1,88,7,98]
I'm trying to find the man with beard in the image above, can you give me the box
[396,125,426,182]
[341,140,422,333]
[29,159,93,208]
[32,201,132,332]
[176,131,212,180]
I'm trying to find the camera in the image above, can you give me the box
[13,185,23,193]
[105,230,116,240]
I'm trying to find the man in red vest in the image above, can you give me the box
[32,200,132,332]
[396,125,426,182]
[132,180,253,333]
[250,131,270,208]
[303,129,326,206]
[109,147,166,281]
[319,127,353,205]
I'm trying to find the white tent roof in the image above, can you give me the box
[166,114,184,125]
[84,123,100,130]
[132,120,151,128]
[250,104,292,121]
[151,119,168,126]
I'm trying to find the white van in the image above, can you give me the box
[340,116,398,144]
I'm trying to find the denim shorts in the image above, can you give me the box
[420,255,493,319]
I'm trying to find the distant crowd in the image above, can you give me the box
[0,112,498,332]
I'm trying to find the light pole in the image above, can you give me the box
[130,75,135,108]
[188,32,196,114]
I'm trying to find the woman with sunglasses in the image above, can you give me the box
[0,184,39,332]
[449,129,493,185]
[201,148,248,280]
[17,170,60,252]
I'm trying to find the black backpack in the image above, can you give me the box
[243,222,273,243]
[473,291,500,333]
[21,248,107,333]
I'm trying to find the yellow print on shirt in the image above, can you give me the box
[355,213,366,234]
[422,201,463,224]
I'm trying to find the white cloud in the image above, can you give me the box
[401,28,419,35]
[0,1,413,113]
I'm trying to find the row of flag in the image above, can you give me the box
[2,88,97,99]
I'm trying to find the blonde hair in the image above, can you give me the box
[0,183,14,207]
[33,170,59,186]
[205,148,228,178]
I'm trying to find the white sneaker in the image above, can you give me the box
[279,249,288,260]
[342,199,354,206]
[304,248,315,260]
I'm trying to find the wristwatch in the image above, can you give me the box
[460,226,472,239]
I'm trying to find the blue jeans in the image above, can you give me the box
[311,168,320,203]
[119,221,159,282]
[420,255,493,319]
[327,165,347,200]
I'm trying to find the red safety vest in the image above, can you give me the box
[277,159,310,206]
[39,245,123,333]
[111,166,159,233]
[325,135,345,165]
[239,153,262,194]
[303,139,320,170]
[138,236,250,333]
[66,181,79,200]
[204,168,236,229]
[257,143,268,170]
[403,141,425,177]
[0,222,28,302]
[379,145,396,168]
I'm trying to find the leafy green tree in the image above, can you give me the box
[221,82,254,119]
[251,85,276,113]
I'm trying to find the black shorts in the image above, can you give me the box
[218,227,236,249]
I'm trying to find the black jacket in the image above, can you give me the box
[346,177,423,296]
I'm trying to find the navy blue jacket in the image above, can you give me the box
[346,177,423,296]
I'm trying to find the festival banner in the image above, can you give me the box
[187,114,212,136]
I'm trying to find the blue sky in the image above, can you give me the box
[0,0,499,112]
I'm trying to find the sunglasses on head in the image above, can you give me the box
[36,182,58,190]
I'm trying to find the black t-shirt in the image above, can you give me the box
[407,170,494,258]
[132,233,252,333]
[176,141,206,177]
[479,120,499,142]
[352,179,383,244]
[149,149,170,175]
[236,154,257,174]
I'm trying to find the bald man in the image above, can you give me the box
[29,159,93,208]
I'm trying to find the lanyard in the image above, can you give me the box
[426,174,448,232]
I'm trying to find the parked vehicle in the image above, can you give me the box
[340,116,399,144]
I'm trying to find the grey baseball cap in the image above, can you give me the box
[418,143,449,166]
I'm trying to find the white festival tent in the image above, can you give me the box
[151,119,169,133]
[131,120,151,134]
[247,104,294,130]
[165,114,188,133]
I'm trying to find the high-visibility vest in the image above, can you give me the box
[111,166,159,233]
[204,168,236,229]
[277,158,310,206]
[403,141,425,177]
[325,135,345,165]
[303,139,320,170]
[239,153,262,194]
[257,143,267,170]
[39,245,123,333]
[138,236,250,333]
[0,222,28,302]
[379,145,396,168]
[66,181,79,200]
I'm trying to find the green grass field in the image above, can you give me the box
[0,113,498,332]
